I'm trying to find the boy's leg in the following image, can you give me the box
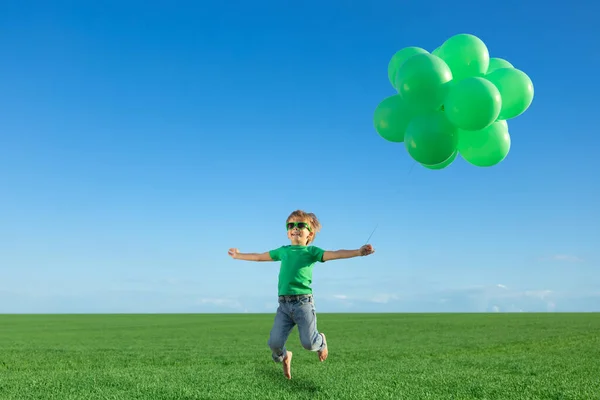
[294,296,328,361]
[267,302,295,363]
[268,302,296,379]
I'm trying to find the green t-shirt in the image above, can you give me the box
[269,245,325,296]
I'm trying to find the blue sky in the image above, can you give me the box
[1,1,598,313]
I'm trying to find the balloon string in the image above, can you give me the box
[365,223,378,244]
[407,160,417,175]
[365,160,415,245]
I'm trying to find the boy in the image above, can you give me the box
[227,210,375,379]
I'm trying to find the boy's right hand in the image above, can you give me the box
[359,244,375,256]
[228,248,239,259]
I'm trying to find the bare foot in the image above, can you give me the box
[283,351,292,379]
[318,333,328,362]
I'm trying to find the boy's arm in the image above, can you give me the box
[228,248,273,261]
[322,244,374,262]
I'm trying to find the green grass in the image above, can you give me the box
[1,313,599,399]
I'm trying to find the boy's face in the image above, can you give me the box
[286,219,313,245]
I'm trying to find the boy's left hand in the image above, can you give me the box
[359,244,375,256]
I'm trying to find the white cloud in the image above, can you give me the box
[370,293,399,304]
[197,297,241,309]
[327,294,355,309]
[524,290,553,300]
[544,254,584,263]
[420,284,561,313]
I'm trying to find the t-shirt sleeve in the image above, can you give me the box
[269,246,284,261]
[309,246,326,263]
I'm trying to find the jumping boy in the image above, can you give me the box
[227,210,375,379]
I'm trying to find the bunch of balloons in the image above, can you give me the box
[373,33,534,169]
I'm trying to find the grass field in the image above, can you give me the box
[1,313,599,399]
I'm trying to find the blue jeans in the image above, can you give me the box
[268,294,325,362]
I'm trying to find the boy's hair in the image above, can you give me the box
[286,210,322,245]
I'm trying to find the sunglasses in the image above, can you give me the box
[286,222,311,231]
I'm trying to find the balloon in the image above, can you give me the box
[404,110,458,165]
[422,151,457,170]
[387,47,429,90]
[487,57,513,74]
[394,53,452,113]
[444,77,502,131]
[486,68,534,120]
[458,120,511,167]
[373,95,415,142]
[377,33,532,170]
[437,33,489,81]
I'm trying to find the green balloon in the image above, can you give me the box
[395,53,452,113]
[437,33,489,81]
[487,57,513,74]
[444,77,502,131]
[373,95,415,142]
[432,46,442,57]
[387,47,429,90]
[458,120,511,167]
[422,151,457,170]
[486,68,534,120]
[404,111,458,165]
